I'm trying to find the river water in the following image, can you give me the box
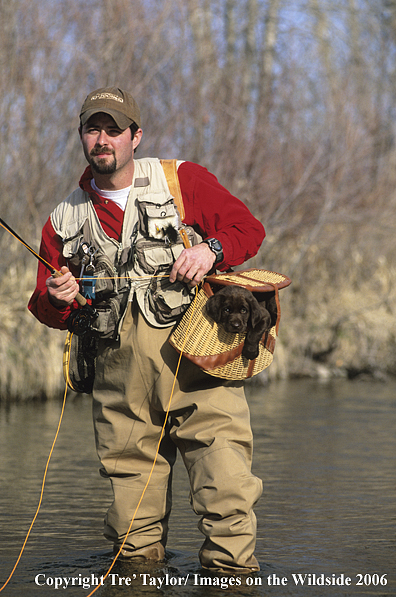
[0,379,395,596]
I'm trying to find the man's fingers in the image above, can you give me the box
[46,266,80,306]
[170,244,216,285]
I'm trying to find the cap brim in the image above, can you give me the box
[80,108,135,130]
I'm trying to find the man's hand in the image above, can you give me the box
[170,243,216,287]
[46,266,80,307]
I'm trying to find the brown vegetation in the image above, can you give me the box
[1,0,396,399]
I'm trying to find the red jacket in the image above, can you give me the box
[28,161,265,329]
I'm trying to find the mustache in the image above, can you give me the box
[90,147,114,157]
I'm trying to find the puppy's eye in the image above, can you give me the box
[240,307,247,314]
[223,307,230,314]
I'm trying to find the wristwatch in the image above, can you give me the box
[203,238,224,264]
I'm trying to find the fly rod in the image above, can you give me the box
[0,217,97,334]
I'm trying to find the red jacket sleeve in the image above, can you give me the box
[177,162,265,269]
[28,217,74,329]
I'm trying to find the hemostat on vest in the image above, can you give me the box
[78,242,98,300]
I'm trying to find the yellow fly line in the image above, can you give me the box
[85,286,199,597]
[0,371,69,593]
[0,288,199,595]
[76,273,169,281]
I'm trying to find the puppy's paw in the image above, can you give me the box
[242,343,260,360]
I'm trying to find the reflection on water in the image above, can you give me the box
[0,379,395,596]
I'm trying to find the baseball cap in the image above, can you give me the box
[80,86,141,129]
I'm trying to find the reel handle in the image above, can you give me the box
[52,269,98,336]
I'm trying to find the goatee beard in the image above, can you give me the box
[89,150,117,175]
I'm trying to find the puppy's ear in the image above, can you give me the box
[205,292,223,322]
[266,295,278,328]
[247,293,264,328]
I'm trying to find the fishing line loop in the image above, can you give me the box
[0,286,198,595]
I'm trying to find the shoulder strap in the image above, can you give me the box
[160,159,191,249]
[160,159,185,221]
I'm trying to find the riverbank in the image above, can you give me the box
[1,249,396,401]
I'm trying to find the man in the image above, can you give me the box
[29,87,265,572]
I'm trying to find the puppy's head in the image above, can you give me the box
[206,286,260,333]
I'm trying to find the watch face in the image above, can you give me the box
[209,239,222,252]
[205,238,223,263]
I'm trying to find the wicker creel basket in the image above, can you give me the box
[169,268,291,380]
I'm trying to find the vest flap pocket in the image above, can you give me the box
[136,191,173,206]
[145,203,176,219]
[146,277,194,325]
[138,196,179,239]
[93,252,116,296]
[63,233,84,259]
[134,226,203,275]
[135,239,175,274]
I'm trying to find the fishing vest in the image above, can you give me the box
[51,158,202,337]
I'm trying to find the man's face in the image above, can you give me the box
[80,112,141,176]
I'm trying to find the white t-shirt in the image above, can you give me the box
[91,179,131,211]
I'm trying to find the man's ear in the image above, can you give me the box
[133,128,143,151]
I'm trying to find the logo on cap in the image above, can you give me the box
[91,92,124,104]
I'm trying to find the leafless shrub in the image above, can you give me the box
[2,0,396,398]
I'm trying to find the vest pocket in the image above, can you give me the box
[134,238,181,275]
[134,226,201,275]
[91,289,130,339]
[146,275,195,325]
[91,252,117,298]
[138,198,179,240]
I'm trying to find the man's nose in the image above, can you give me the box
[96,129,109,145]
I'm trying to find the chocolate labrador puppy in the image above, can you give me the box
[205,286,277,360]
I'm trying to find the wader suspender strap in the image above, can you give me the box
[161,159,191,249]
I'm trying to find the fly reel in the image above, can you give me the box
[67,304,98,336]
